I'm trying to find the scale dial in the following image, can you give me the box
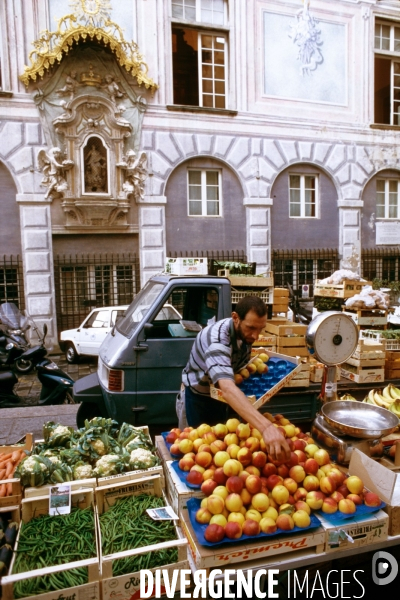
[306,311,359,367]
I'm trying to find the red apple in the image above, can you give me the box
[252,451,267,469]
[364,492,381,507]
[187,470,203,485]
[319,476,336,495]
[226,476,244,494]
[295,500,310,515]
[213,467,228,485]
[225,521,242,539]
[294,487,308,502]
[331,491,344,503]
[262,463,277,477]
[303,475,320,492]
[245,475,262,495]
[321,497,338,514]
[304,458,319,476]
[245,465,261,477]
[204,523,225,543]
[289,465,306,484]
[266,474,284,491]
[337,484,349,498]
[277,464,290,479]
[293,439,307,451]
[242,519,261,536]
[245,437,260,453]
[294,450,307,463]
[306,491,325,510]
[179,456,196,471]
[201,479,218,496]
[276,514,295,531]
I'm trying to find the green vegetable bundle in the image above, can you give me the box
[13,506,96,598]
[99,494,177,577]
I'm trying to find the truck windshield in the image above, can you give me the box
[116,281,166,337]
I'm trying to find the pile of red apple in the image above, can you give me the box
[166,415,382,544]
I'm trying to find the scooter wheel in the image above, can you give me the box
[65,343,79,364]
[14,358,33,374]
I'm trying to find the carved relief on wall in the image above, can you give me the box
[38,147,74,200]
[117,150,147,202]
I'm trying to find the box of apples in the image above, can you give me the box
[165,416,388,553]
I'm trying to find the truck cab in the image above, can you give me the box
[73,274,232,428]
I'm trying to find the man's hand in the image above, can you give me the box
[262,425,291,463]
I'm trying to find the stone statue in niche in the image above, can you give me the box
[38,147,74,199]
[117,150,147,201]
[84,138,107,193]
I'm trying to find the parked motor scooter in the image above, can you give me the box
[0,303,33,373]
[287,283,314,325]
[0,325,75,408]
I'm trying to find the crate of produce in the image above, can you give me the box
[210,352,302,409]
[209,259,256,277]
[276,347,310,358]
[231,286,273,305]
[164,460,204,516]
[283,372,310,388]
[165,257,208,275]
[385,352,400,379]
[96,475,188,600]
[349,448,400,536]
[314,279,370,299]
[222,271,274,288]
[340,364,385,384]
[345,355,386,368]
[318,509,388,554]
[0,434,33,508]
[0,506,20,581]
[2,487,100,600]
[361,330,400,351]
[262,320,307,337]
[352,339,386,359]
[342,309,388,327]
[179,505,325,571]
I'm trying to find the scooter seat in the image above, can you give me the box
[0,371,18,386]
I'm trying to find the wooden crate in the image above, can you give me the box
[96,475,188,599]
[385,367,400,379]
[273,287,289,298]
[0,434,33,508]
[164,460,204,518]
[2,488,100,600]
[263,320,307,336]
[346,356,386,368]
[314,279,370,299]
[340,365,385,384]
[226,272,274,288]
[254,334,276,346]
[342,309,388,327]
[180,505,325,571]
[276,347,310,358]
[276,336,306,348]
[24,478,97,499]
[318,510,388,554]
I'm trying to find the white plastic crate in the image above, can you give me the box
[231,286,273,304]
[360,330,400,351]
[165,257,208,275]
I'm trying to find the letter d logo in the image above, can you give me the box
[372,551,398,586]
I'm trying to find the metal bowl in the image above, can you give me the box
[321,401,399,439]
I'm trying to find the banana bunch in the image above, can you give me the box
[339,394,357,401]
[363,384,400,410]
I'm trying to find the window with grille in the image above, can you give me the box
[188,169,221,216]
[289,175,318,218]
[376,178,400,218]
[0,267,19,304]
[374,20,400,125]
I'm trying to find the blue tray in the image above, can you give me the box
[238,357,297,399]
[171,460,202,489]
[317,501,385,525]
[187,497,322,547]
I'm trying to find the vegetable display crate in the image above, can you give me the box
[345,355,386,368]
[179,505,325,571]
[2,488,100,600]
[317,509,389,554]
[221,271,274,288]
[209,259,256,277]
[0,434,33,509]
[96,475,188,600]
[164,460,204,516]
[210,352,302,410]
[342,309,388,328]
[360,329,400,350]
[340,364,385,384]
[23,479,97,499]
[0,506,21,579]
[165,257,208,275]
[352,339,386,360]
[314,279,370,299]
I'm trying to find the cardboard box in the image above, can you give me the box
[2,488,100,600]
[314,279,370,299]
[340,366,385,384]
[165,257,208,275]
[165,460,204,516]
[96,475,188,600]
[0,434,33,508]
[349,448,400,536]
[210,352,302,409]
[318,509,389,554]
[263,321,307,336]
[180,506,325,570]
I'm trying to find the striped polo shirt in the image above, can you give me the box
[182,317,251,396]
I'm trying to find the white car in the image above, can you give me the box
[60,305,128,363]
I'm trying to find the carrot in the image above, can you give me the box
[0,453,12,464]
[4,462,14,479]
[11,450,22,463]
[0,469,6,480]
[6,482,13,496]
[0,484,6,497]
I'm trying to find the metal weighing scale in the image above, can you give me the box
[306,311,399,464]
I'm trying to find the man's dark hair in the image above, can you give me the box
[235,296,268,319]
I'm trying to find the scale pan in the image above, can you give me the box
[321,401,399,439]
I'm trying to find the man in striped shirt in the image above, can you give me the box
[182,296,290,462]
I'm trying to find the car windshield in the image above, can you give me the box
[116,281,166,337]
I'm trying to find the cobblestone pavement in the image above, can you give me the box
[12,354,98,404]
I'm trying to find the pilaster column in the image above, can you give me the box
[17,194,58,349]
[138,195,167,286]
[338,199,364,274]
[243,197,273,274]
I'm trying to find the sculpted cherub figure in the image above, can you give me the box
[117,150,147,200]
[38,147,74,199]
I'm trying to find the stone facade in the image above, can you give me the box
[0,0,400,345]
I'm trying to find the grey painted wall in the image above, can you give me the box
[270,164,339,250]
[361,168,400,249]
[0,161,21,255]
[52,234,139,255]
[164,157,246,254]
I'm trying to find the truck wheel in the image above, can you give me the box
[76,402,101,428]
[65,343,79,364]
[14,358,34,374]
